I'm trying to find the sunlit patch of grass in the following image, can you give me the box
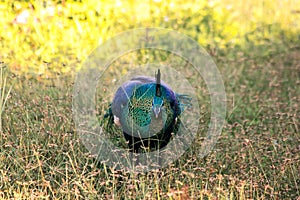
[1,0,299,77]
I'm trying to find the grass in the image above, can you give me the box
[0,64,12,133]
[1,0,300,199]
[1,38,299,199]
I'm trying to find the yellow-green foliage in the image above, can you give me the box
[0,0,299,77]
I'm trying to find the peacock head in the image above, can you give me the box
[152,69,164,118]
[152,96,164,118]
[152,68,164,118]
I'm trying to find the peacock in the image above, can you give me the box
[104,69,191,153]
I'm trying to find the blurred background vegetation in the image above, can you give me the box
[1,0,299,77]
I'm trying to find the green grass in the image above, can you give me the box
[1,0,300,199]
[1,38,299,199]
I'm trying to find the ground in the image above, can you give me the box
[0,0,299,199]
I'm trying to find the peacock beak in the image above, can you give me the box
[153,106,160,118]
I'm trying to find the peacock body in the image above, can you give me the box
[105,69,191,152]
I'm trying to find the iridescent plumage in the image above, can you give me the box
[105,70,191,152]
